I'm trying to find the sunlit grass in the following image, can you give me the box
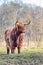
[0,46,43,65]
[0,45,43,54]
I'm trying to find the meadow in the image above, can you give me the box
[0,46,43,65]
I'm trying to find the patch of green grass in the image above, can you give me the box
[0,47,43,65]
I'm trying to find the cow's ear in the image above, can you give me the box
[5,31,6,34]
[5,29,8,34]
[15,24,18,31]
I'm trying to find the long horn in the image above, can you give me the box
[15,20,18,25]
[24,20,31,25]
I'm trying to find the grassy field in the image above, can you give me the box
[0,46,43,65]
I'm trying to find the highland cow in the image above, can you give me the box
[5,20,30,54]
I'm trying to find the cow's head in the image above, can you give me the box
[15,23,24,36]
[15,20,31,36]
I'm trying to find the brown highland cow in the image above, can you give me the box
[5,20,30,54]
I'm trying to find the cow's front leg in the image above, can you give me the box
[11,48,14,54]
[7,47,10,54]
[17,47,20,54]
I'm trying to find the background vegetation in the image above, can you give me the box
[0,1,43,48]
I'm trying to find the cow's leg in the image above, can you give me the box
[17,47,20,54]
[7,47,9,54]
[11,48,14,54]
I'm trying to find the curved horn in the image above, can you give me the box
[24,20,31,26]
[15,20,18,25]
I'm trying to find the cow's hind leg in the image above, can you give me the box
[7,47,9,54]
[17,47,20,54]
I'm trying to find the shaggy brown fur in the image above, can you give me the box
[5,23,25,54]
